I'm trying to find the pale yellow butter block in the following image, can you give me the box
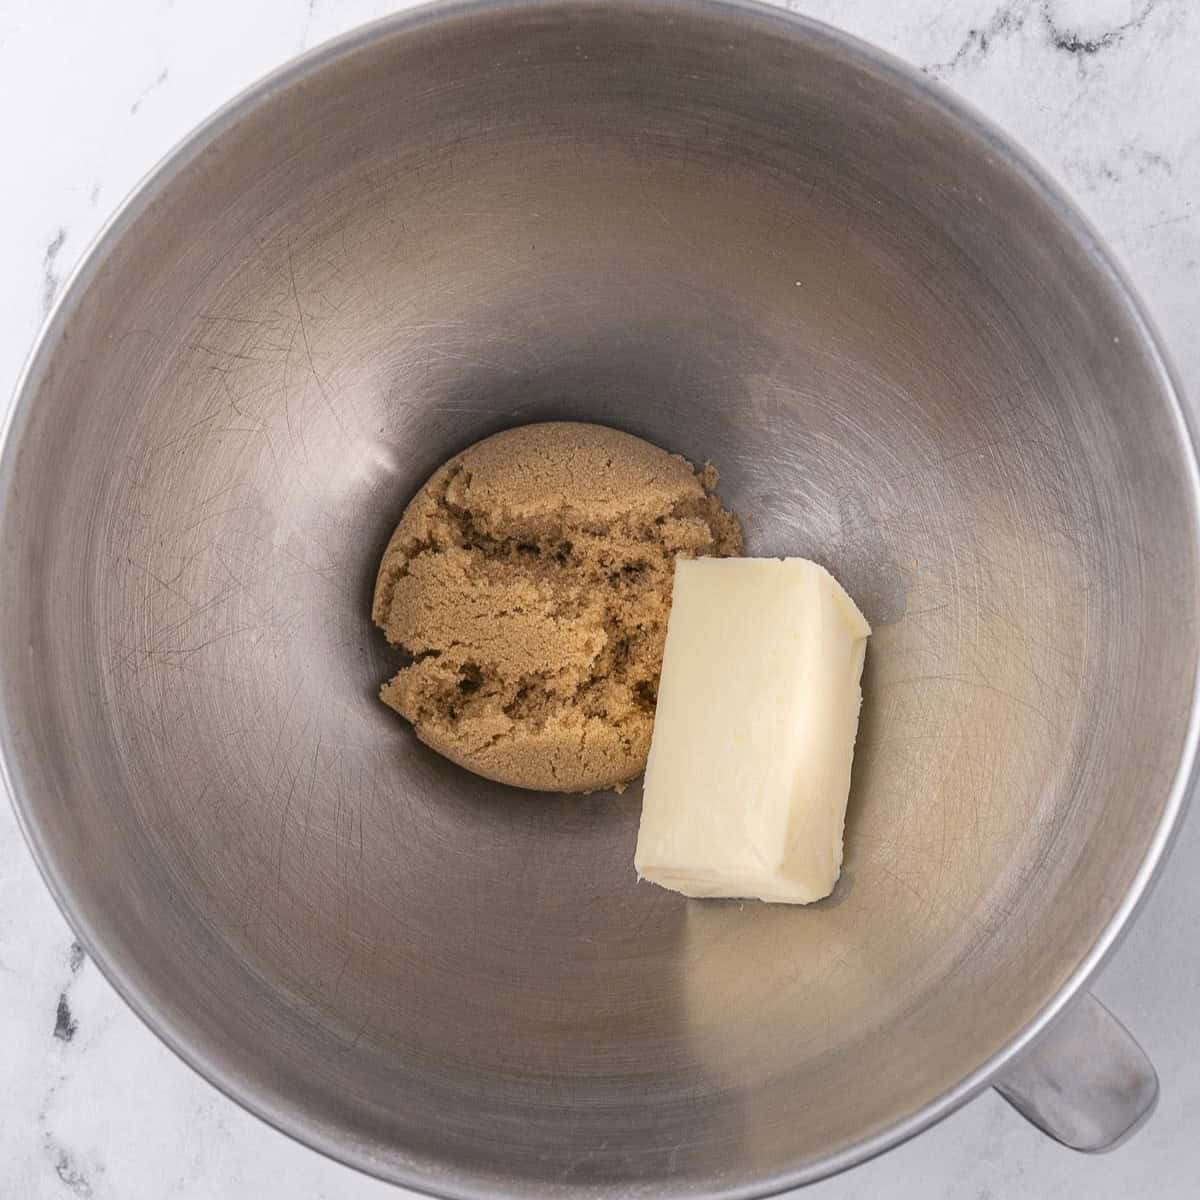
[634,557,870,903]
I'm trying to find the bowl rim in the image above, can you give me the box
[3,0,1199,1195]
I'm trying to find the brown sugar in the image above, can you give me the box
[372,422,743,792]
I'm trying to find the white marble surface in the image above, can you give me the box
[2,0,1199,1196]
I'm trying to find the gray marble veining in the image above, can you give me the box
[1,1,1198,1197]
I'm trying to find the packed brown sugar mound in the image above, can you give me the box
[372,422,743,792]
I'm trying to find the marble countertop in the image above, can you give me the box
[2,1,1198,1196]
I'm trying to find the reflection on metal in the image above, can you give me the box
[1,1,1196,1195]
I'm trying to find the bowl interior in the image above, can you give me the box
[2,3,1197,1195]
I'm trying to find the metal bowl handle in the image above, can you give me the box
[994,992,1159,1151]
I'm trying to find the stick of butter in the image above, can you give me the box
[634,557,870,904]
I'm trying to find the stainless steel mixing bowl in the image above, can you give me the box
[2,1,1198,1195]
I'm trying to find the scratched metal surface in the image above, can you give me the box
[1,2,1198,1196]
